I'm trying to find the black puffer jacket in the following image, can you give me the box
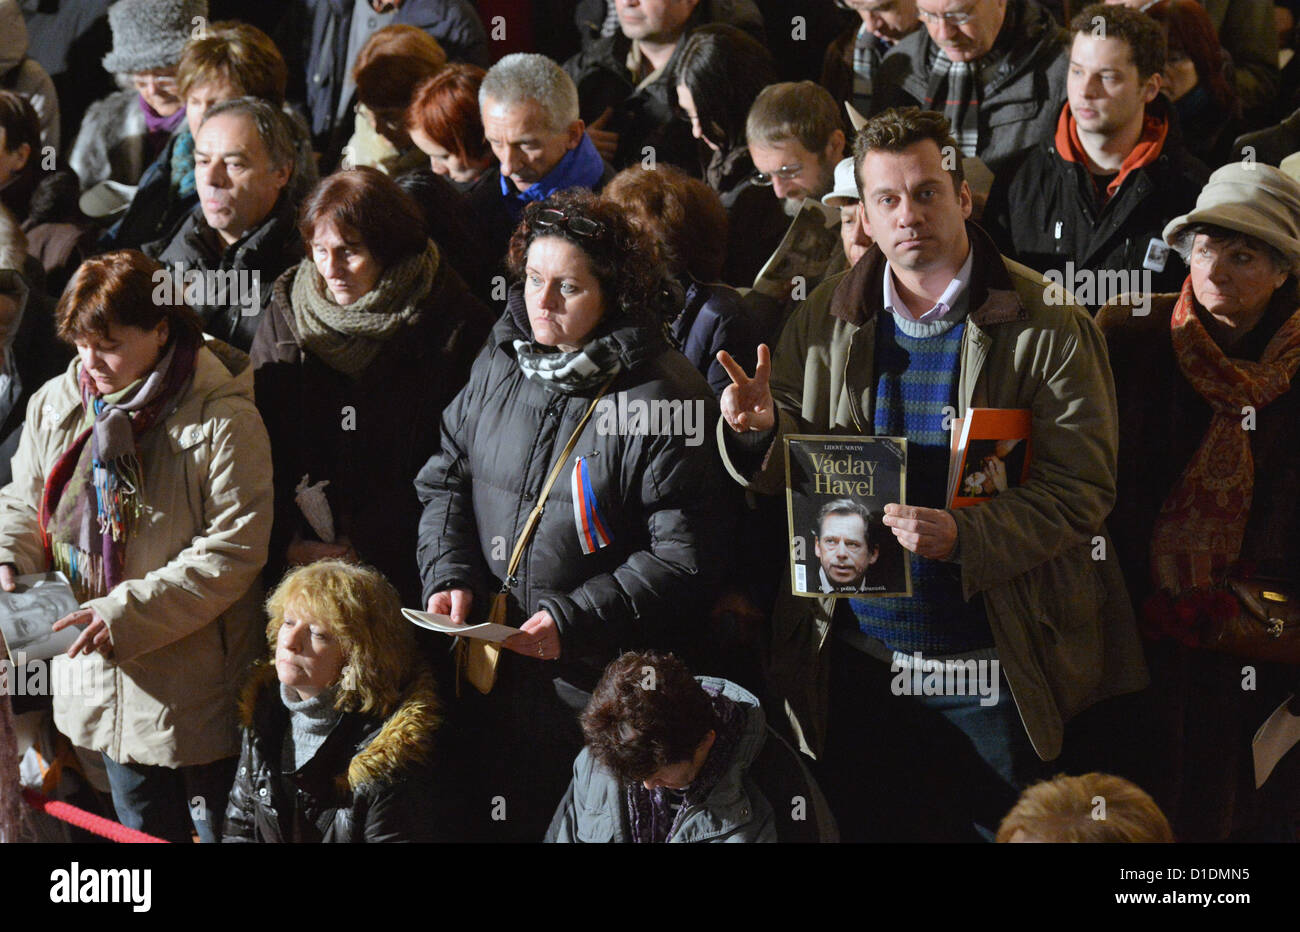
[563,0,764,172]
[223,665,448,843]
[414,287,731,678]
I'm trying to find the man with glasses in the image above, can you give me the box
[746,82,846,218]
[872,0,1069,167]
[822,0,922,115]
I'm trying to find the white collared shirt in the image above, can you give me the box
[882,246,974,323]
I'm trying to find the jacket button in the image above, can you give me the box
[239,766,247,776]
[258,787,268,798]
[522,491,534,501]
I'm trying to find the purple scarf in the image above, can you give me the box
[139,95,187,162]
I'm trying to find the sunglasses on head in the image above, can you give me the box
[535,208,606,239]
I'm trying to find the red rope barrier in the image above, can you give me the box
[21,788,169,843]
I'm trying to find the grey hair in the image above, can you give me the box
[479,53,580,134]
[1169,222,1296,274]
[199,96,297,173]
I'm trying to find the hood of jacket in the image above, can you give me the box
[0,1,28,74]
[498,282,670,377]
[238,661,442,792]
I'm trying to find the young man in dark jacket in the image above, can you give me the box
[983,4,1209,309]
[563,0,764,172]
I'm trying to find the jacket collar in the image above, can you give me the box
[829,221,1026,329]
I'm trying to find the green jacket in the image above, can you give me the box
[717,223,1148,761]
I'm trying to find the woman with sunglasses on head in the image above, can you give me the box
[415,189,732,842]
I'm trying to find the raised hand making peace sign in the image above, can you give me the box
[717,344,776,434]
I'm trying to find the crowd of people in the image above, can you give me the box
[0,0,1298,844]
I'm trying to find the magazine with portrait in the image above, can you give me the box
[784,435,910,598]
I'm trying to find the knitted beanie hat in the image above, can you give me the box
[102,0,210,75]
[1163,162,1300,271]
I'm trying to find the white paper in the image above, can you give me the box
[1253,694,1300,789]
[0,572,81,663]
[401,608,518,643]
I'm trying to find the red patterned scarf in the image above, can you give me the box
[1150,279,1300,594]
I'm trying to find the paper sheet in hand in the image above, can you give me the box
[1252,693,1300,788]
[0,572,81,663]
[751,198,841,297]
[401,608,517,642]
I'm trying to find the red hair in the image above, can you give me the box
[1146,0,1239,117]
[406,64,491,165]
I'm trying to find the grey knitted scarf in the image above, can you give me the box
[290,241,440,379]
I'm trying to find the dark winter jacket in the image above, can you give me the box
[673,276,760,397]
[872,0,1068,168]
[562,0,764,172]
[984,102,1210,305]
[250,254,494,606]
[223,664,447,843]
[148,196,303,352]
[288,0,489,155]
[414,286,731,679]
[703,144,788,289]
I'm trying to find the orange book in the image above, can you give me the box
[946,409,1032,509]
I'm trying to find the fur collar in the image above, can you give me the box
[238,663,442,791]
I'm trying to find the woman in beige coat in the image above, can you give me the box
[0,250,272,842]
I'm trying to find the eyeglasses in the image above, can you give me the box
[132,74,178,93]
[355,102,408,137]
[917,6,977,25]
[751,164,804,186]
[836,0,897,11]
[535,208,605,238]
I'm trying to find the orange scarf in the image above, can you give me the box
[1054,102,1167,201]
[1149,279,1300,594]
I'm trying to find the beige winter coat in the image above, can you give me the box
[0,342,272,767]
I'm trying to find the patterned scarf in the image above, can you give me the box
[39,332,200,600]
[851,24,882,113]
[925,44,980,158]
[289,241,440,379]
[1149,279,1300,594]
[513,331,624,394]
[169,126,197,203]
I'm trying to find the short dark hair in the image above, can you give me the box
[1169,222,1293,274]
[815,498,871,538]
[201,96,297,173]
[407,64,491,165]
[602,164,729,282]
[299,167,428,268]
[506,189,671,326]
[854,107,964,197]
[582,651,716,784]
[675,24,778,153]
[0,90,40,158]
[56,250,203,345]
[746,81,843,153]
[1069,4,1166,81]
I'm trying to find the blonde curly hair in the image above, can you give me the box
[265,560,416,717]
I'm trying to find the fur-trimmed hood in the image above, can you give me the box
[239,662,443,791]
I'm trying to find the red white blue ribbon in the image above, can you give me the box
[571,455,612,554]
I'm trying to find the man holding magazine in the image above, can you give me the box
[715,107,1147,841]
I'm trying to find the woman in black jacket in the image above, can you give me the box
[414,190,732,841]
[223,560,448,843]
[250,167,492,610]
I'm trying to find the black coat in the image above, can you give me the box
[562,0,764,172]
[148,196,303,351]
[983,108,1210,306]
[250,254,493,607]
[415,286,732,673]
[223,666,448,843]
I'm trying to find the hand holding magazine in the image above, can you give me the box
[0,572,81,663]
